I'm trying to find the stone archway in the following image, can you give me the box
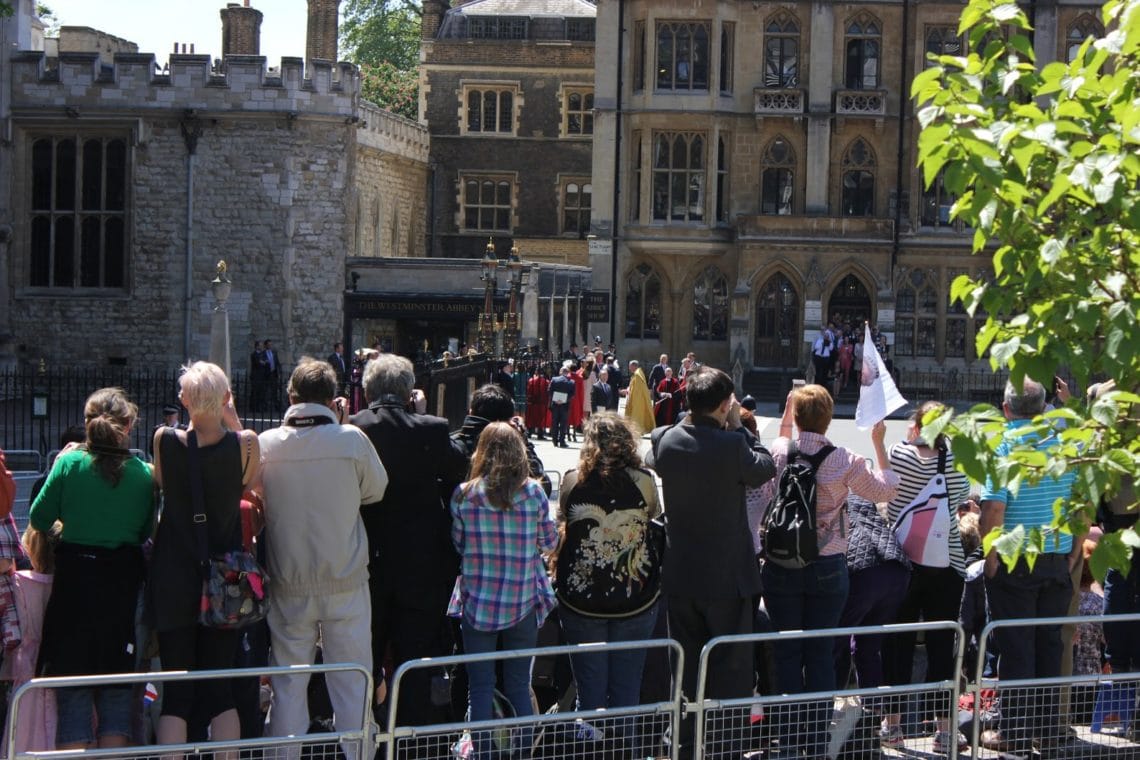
[826,273,873,331]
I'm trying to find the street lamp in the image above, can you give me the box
[479,238,499,352]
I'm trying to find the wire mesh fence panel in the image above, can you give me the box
[4,664,375,760]
[385,639,684,760]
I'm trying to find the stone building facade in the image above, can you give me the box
[0,2,432,371]
[589,0,1102,376]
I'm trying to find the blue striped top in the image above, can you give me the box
[981,419,1075,555]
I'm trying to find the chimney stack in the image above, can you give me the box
[306,0,342,65]
[220,1,264,57]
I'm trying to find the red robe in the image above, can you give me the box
[655,377,683,427]
[524,375,549,430]
[569,370,586,427]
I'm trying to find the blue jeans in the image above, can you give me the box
[462,611,538,759]
[558,602,660,710]
[56,686,133,745]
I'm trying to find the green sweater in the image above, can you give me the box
[30,450,155,548]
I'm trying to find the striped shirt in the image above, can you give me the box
[761,432,900,557]
[886,442,970,576]
[981,419,1076,555]
[448,477,558,631]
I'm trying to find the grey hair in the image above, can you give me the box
[1004,378,1047,418]
[363,354,415,403]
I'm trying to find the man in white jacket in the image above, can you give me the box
[258,359,389,758]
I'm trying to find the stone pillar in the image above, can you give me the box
[805,1,835,214]
[307,0,342,65]
[221,2,263,57]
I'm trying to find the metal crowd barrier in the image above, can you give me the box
[970,612,1140,759]
[385,638,684,760]
[693,621,965,759]
[5,662,375,760]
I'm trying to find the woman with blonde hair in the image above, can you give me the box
[30,387,155,750]
[556,412,662,711]
[148,361,260,751]
[449,422,557,756]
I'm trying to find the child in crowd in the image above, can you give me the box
[1,525,58,754]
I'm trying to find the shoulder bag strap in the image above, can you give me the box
[186,430,211,582]
[240,431,253,480]
[937,445,947,475]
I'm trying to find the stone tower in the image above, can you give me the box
[220,1,263,57]
[306,0,341,63]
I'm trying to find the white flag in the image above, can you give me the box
[855,323,907,430]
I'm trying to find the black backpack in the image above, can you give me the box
[762,442,835,568]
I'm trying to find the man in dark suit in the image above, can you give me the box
[249,340,266,410]
[327,341,348,396]
[648,353,669,401]
[646,366,774,759]
[591,367,618,412]
[548,362,576,448]
[349,353,468,726]
[263,338,282,410]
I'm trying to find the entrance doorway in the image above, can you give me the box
[753,273,800,367]
[826,274,873,334]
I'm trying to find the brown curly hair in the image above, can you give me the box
[577,412,644,486]
[466,421,529,511]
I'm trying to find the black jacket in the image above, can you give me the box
[452,415,552,496]
[647,416,775,598]
[350,402,469,610]
[591,380,618,411]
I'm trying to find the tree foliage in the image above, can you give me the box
[912,0,1140,577]
[342,0,422,117]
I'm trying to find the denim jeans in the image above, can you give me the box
[761,554,849,755]
[1103,562,1140,674]
[558,602,660,710]
[462,611,538,759]
[55,686,133,745]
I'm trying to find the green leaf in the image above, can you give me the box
[1090,533,1132,583]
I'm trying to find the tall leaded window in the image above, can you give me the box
[652,132,705,222]
[563,88,594,136]
[845,13,881,89]
[716,136,729,223]
[841,138,875,217]
[692,266,728,341]
[895,269,937,357]
[465,88,515,134]
[921,170,956,227]
[625,263,662,339]
[462,175,513,231]
[761,136,795,215]
[764,13,799,87]
[562,179,592,237]
[656,21,710,90]
[633,21,646,91]
[30,135,128,289]
[924,25,961,68]
[946,268,967,358]
[720,23,734,94]
[1067,14,1104,62]
[630,132,642,222]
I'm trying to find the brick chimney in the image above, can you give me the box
[220,1,263,57]
[306,0,342,64]
[422,0,451,40]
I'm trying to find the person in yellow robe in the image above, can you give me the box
[622,360,656,434]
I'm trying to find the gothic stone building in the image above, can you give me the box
[588,0,1103,376]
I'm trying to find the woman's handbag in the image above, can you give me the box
[187,431,270,630]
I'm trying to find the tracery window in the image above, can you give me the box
[656,21,710,90]
[895,269,937,357]
[625,263,662,340]
[761,137,795,215]
[845,13,881,89]
[692,266,728,341]
[841,138,875,217]
[1067,14,1104,62]
[652,132,705,222]
[764,13,799,87]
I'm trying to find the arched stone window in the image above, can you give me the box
[845,13,881,89]
[625,263,662,339]
[841,138,876,217]
[1067,14,1104,62]
[761,136,795,215]
[764,12,799,87]
[896,268,937,357]
[692,266,728,341]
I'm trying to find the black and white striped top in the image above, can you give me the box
[886,441,971,576]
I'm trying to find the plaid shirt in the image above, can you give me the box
[448,477,558,632]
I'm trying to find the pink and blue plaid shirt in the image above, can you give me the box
[448,477,558,632]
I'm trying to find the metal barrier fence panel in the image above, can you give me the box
[971,613,1140,759]
[385,639,684,760]
[4,663,374,760]
[694,621,965,760]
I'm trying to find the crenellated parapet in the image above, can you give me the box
[357,100,429,164]
[8,51,359,116]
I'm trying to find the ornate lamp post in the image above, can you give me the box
[505,245,525,356]
[478,238,499,352]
